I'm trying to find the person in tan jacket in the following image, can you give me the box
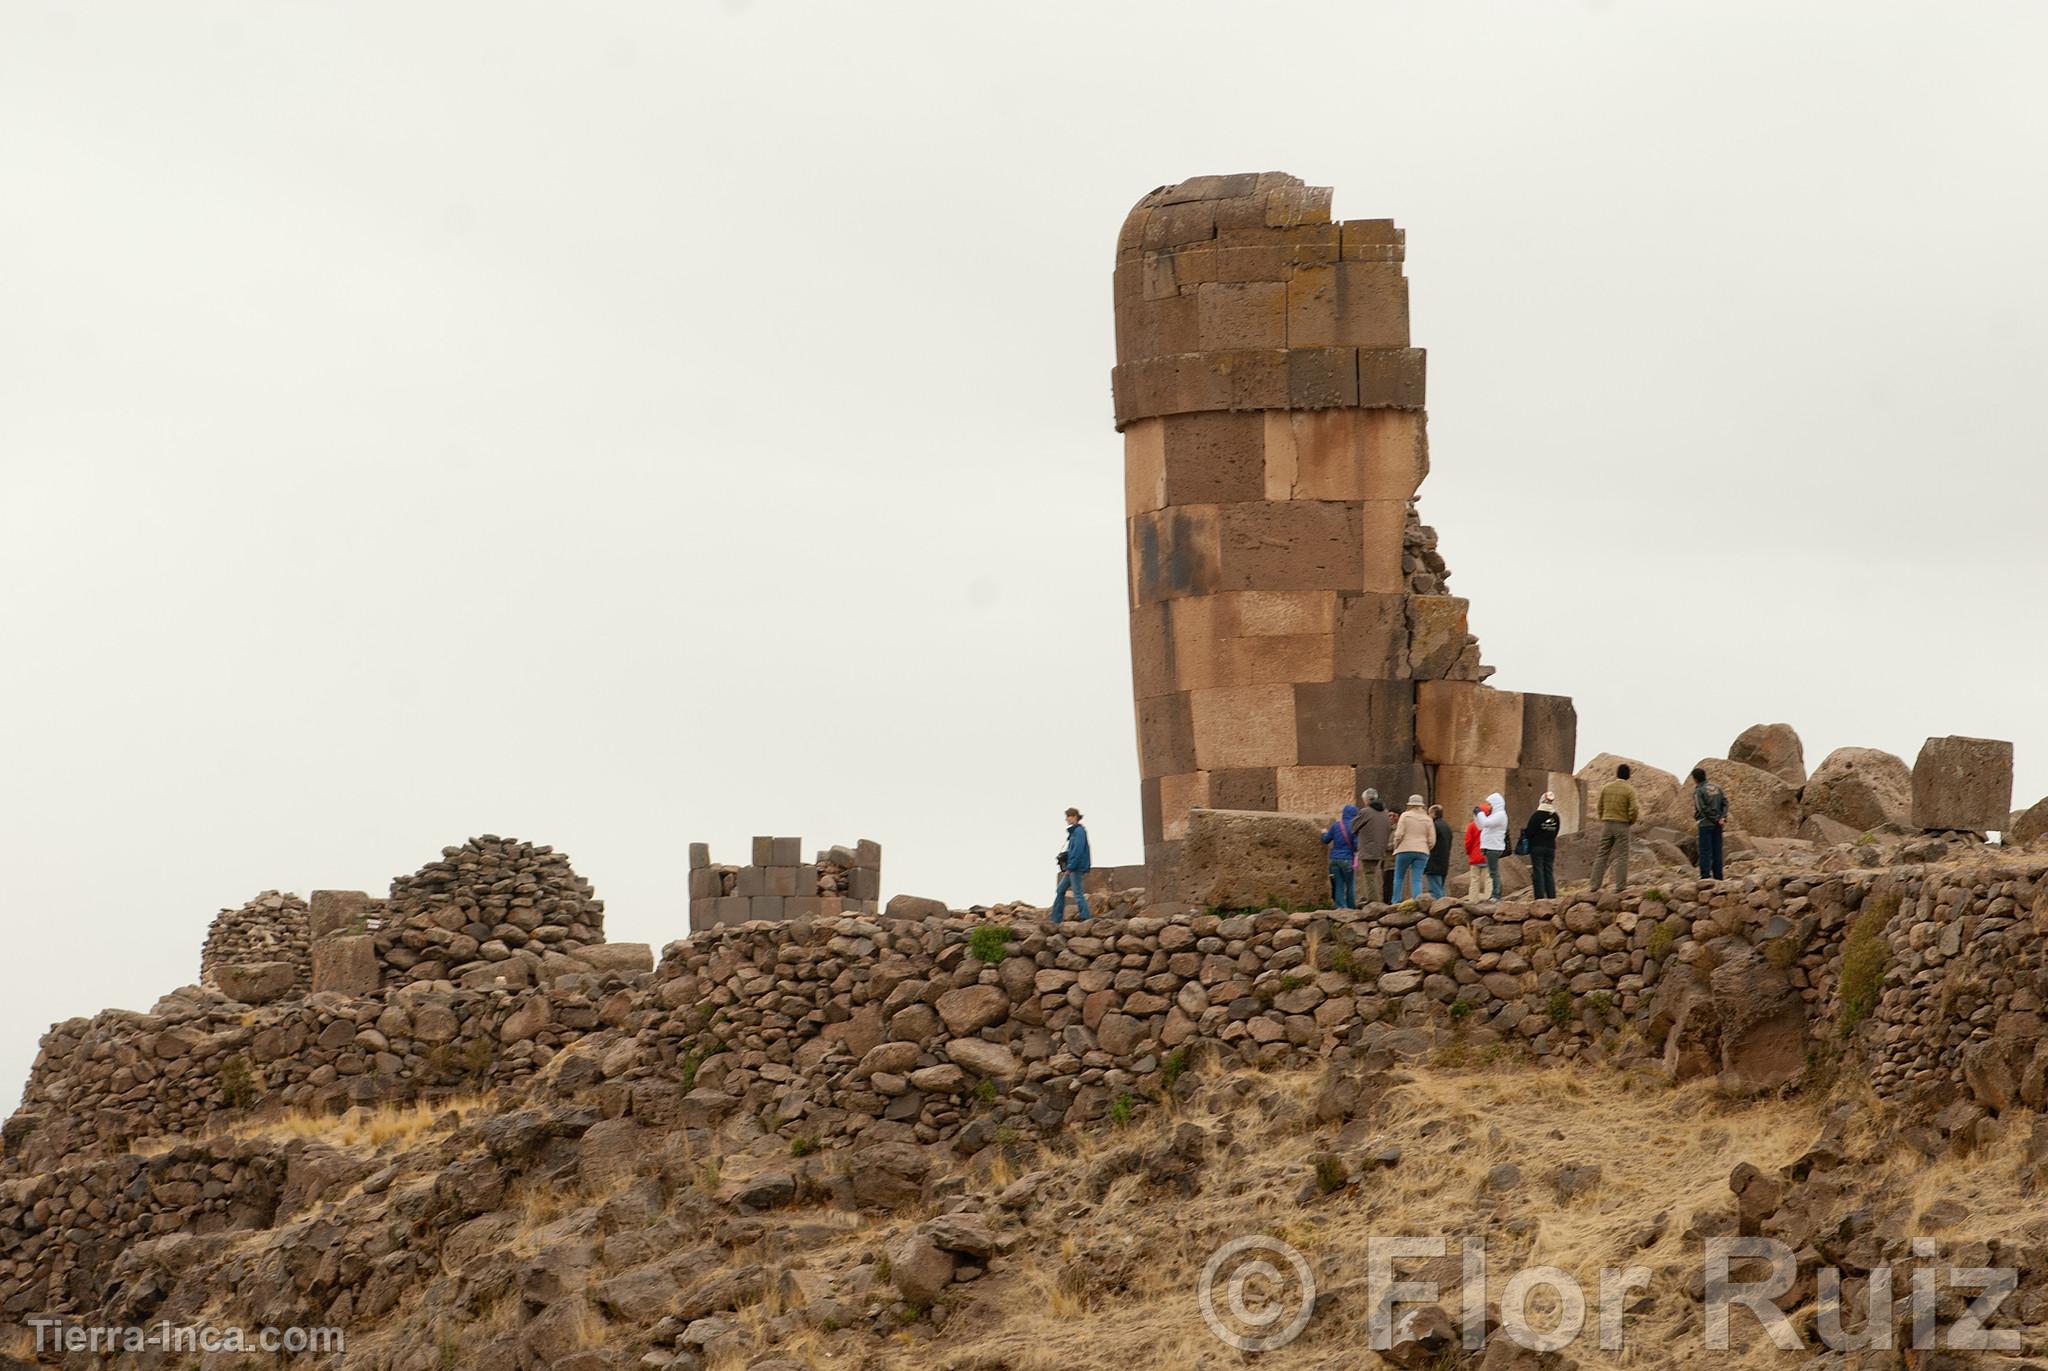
[1390,795,1434,902]
[1587,764,1642,892]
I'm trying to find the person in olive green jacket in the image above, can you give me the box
[1586,764,1641,892]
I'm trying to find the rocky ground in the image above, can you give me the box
[7,1012,2048,1370]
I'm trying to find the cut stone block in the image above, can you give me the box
[1287,347,1359,408]
[1285,262,1411,349]
[688,843,709,870]
[1415,681,1526,769]
[1356,347,1426,409]
[1195,280,1287,350]
[771,837,801,866]
[1157,771,1212,841]
[1405,596,1469,678]
[1123,419,1166,516]
[751,836,775,866]
[1359,500,1408,594]
[1911,736,2015,832]
[1218,501,1363,591]
[214,961,299,1006]
[1161,410,1268,505]
[310,935,379,997]
[1333,592,1407,680]
[1209,767,1280,813]
[1176,808,1329,911]
[1137,693,1198,777]
[1293,678,1416,767]
[1277,764,1357,818]
[309,890,373,941]
[1434,765,1510,866]
[765,866,797,898]
[1518,693,1579,774]
[1188,683,1298,770]
[1129,505,1223,605]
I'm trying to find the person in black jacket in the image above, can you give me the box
[1521,792,1563,900]
[1424,804,1453,900]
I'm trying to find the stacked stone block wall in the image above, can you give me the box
[688,836,880,931]
[1112,173,1578,883]
[197,891,311,997]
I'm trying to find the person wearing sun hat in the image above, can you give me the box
[1390,794,1434,903]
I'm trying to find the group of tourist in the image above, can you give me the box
[1321,787,1566,909]
[1046,761,1734,921]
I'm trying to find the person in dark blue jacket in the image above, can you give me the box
[1321,803,1359,908]
[1051,807,1092,923]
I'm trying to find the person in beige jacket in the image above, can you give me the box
[1390,795,1434,903]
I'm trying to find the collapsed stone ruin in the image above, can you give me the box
[1112,172,1578,892]
[688,836,882,932]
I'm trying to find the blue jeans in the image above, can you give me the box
[1051,869,1090,923]
[1328,861,1355,909]
[1393,851,1428,902]
[1427,873,1446,899]
[1698,823,1725,880]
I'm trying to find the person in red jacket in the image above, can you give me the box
[1462,802,1492,901]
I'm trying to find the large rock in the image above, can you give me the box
[1912,735,2015,832]
[213,960,300,1006]
[887,1231,956,1305]
[1574,754,1686,830]
[1729,723,1806,787]
[2011,797,2048,847]
[885,894,950,920]
[309,935,379,997]
[572,943,654,977]
[1175,808,1327,912]
[1709,949,1808,1093]
[945,1039,1020,1080]
[935,985,1009,1036]
[1691,758,1801,838]
[1801,747,1911,833]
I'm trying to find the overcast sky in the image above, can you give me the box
[3,1,2043,1103]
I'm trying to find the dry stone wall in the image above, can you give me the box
[688,836,881,932]
[378,835,604,986]
[8,851,2048,1319]
[1112,172,1578,885]
[197,890,310,1002]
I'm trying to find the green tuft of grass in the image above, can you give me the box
[1547,987,1574,1027]
[1837,893,1897,1037]
[1108,1093,1136,1128]
[969,923,1016,964]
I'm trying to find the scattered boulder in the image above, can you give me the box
[1575,754,1686,829]
[946,1039,1021,1080]
[935,986,1009,1036]
[1801,747,1911,833]
[1911,735,2015,832]
[1692,758,1801,838]
[1175,808,1328,911]
[572,943,654,977]
[2011,797,2048,847]
[1729,723,1807,787]
[885,894,950,920]
[886,1230,956,1305]
[212,961,301,1006]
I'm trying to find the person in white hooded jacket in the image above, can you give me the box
[1476,790,1510,900]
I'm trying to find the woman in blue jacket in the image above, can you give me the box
[1321,803,1359,909]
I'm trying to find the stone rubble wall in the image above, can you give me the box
[376,835,605,987]
[197,891,310,996]
[687,836,881,932]
[0,1140,284,1316]
[8,856,2048,1319]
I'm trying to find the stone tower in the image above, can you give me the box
[1113,172,1577,882]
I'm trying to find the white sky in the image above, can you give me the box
[3,1,2044,1103]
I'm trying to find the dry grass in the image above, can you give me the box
[932,1061,1880,1371]
[220,1095,490,1150]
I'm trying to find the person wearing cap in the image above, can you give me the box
[1425,804,1453,899]
[1349,789,1392,906]
[1050,807,1091,923]
[1390,794,1434,903]
[1521,792,1563,899]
